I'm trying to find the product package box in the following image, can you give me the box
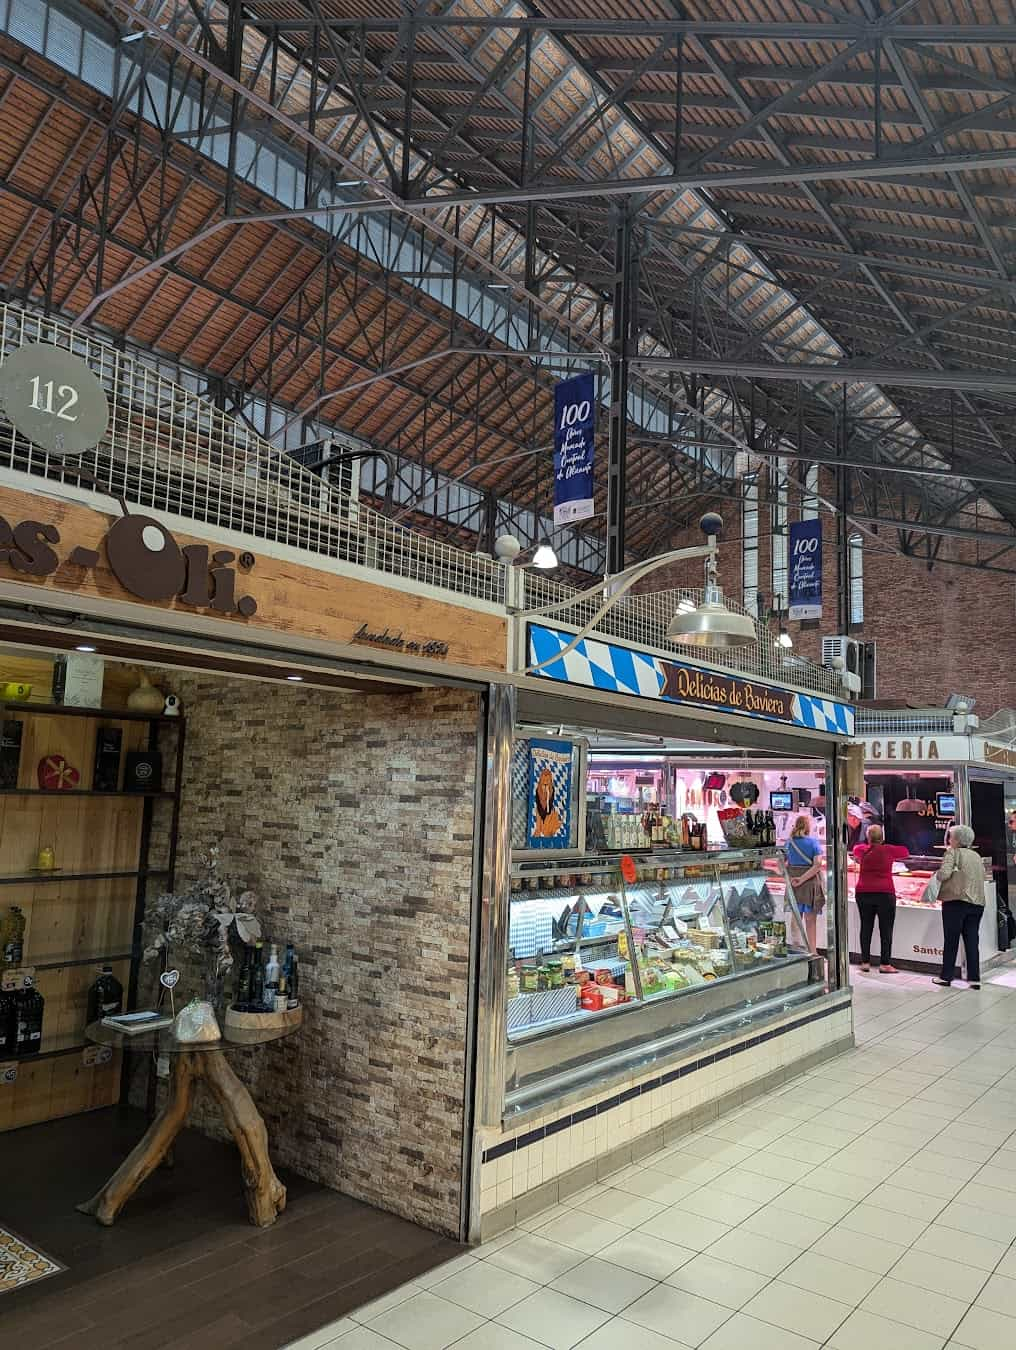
[0,719,23,789]
[52,653,104,708]
[92,726,123,792]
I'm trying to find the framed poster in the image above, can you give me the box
[528,738,574,849]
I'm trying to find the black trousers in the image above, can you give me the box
[856,892,896,966]
[941,900,982,983]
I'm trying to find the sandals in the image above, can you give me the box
[879,965,899,974]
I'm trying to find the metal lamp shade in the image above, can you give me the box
[667,589,757,649]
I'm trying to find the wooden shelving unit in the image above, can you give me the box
[0,694,184,1132]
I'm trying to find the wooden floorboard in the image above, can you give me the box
[2,1107,461,1347]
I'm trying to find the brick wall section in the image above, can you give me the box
[146,675,481,1237]
[645,471,1016,714]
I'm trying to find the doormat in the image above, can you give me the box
[0,1225,64,1294]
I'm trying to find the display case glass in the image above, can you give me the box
[507,849,813,1041]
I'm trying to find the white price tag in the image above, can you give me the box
[1,967,34,992]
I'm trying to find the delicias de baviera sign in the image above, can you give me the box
[0,508,259,618]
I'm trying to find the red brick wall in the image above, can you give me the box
[643,471,1016,716]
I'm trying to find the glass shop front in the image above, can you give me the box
[494,689,851,1123]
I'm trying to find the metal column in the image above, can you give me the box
[606,207,635,576]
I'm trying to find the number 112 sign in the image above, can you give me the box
[0,343,110,456]
[788,517,823,620]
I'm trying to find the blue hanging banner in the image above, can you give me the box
[553,372,595,525]
[527,739,574,849]
[788,517,823,620]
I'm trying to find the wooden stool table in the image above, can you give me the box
[78,1020,297,1228]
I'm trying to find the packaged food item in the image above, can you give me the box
[520,966,539,993]
[580,985,604,1011]
[545,960,565,989]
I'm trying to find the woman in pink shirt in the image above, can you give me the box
[852,825,909,973]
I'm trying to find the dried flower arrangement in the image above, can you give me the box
[141,845,261,976]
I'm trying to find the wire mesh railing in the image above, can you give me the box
[522,573,844,698]
[0,303,507,605]
[854,709,955,735]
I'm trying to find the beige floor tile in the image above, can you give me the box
[910,1224,1007,1272]
[430,1262,538,1319]
[485,1233,585,1284]
[596,1231,695,1281]
[621,1283,731,1347]
[365,1292,486,1350]
[449,1328,548,1350]
[331,1329,406,1350]
[665,1253,769,1310]
[771,1184,857,1224]
[351,1284,427,1325]
[973,1273,1016,1317]
[950,1305,1016,1350]
[781,1250,882,1305]
[863,1277,969,1338]
[578,1324,685,1350]
[875,1184,948,1222]
[577,1191,666,1229]
[535,1211,631,1256]
[552,1256,656,1314]
[705,1228,805,1278]
[679,1186,764,1227]
[934,1204,1016,1246]
[496,1288,610,1350]
[838,1204,929,1246]
[698,1311,820,1350]
[890,1250,989,1304]
[637,1207,731,1252]
[616,1169,699,1205]
[811,1224,907,1276]
[743,1280,853,1342]
[707,1167,788,1204]
[827,1308,946,1350]
[804,1168,880,1201]
[740,1203,832,1248]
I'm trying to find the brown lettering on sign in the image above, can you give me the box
[352,623,449,659]
[0,509,257,618]
[659,661,794,723]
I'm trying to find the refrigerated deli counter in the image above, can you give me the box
[843,855,998,974]
[505,847,820,1113]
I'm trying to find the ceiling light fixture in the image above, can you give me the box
[75,644,97,653]
[777,631,794,649]
[286,675,304,682]
[531,543,559,570]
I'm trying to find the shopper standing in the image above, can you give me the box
[932,824,986,990]
[785,815,825,953]
[852,826,908,974]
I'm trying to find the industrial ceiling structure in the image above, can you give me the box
[3,0,1016,590]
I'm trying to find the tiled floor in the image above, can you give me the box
[289,965,1016,1350]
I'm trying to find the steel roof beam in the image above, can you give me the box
[630,357,1016,393]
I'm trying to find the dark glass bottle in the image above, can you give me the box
[249,941,265,1008]
[0,988,18,1056]
[87,965,124,1024]
[287,949,299,1008]
[235,948,251,1007]
[15,987,44,1056]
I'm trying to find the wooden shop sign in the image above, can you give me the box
[0,509,258,618]
[659,661,796,722]
[352,623,449,659]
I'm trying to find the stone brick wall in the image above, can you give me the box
[147,674,482,1237]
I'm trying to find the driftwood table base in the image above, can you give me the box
[78,1049,287,1228]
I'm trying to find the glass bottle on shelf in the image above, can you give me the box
[15,985,44,1056]
[249,941,265,1008]
[1,905,25,966]
[86,964,123,1024]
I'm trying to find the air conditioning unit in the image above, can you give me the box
[821,636,862,695]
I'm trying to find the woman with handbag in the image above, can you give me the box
[852,825,909,973]
[931,824,986,989]
[785,815,825,953]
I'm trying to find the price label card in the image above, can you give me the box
[1,967,34,992]
[1,1061,17,1086]
[82,1045,113,1068]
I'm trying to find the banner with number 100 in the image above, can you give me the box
[788,517,823,620]
[553,372,595,525]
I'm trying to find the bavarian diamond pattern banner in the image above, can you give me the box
[528,624,854,736]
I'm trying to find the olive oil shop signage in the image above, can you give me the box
[0,509,260,618]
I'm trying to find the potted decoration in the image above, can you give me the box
[141,846,261,1041]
